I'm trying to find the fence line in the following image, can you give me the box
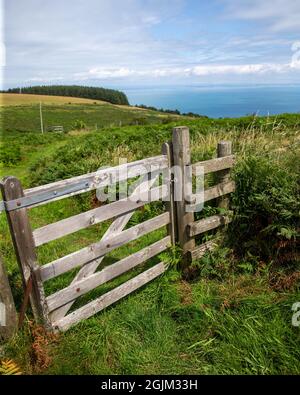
[0,126,235,333]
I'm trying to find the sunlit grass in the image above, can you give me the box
[0,110,299,374]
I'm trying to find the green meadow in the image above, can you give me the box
[0,95,299,374]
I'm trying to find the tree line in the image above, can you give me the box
[136,104,207,118]
[3,85,129,105]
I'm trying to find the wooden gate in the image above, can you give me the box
[0,127,235,332]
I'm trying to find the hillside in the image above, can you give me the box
[3,85,129,105]
[0,93,109,106]
[0,100,299,374]
[0,93,186,134]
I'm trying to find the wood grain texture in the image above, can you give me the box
[46,236,171,312]
[172,127,195,254]
[188,240,217,261]
[192,155,235,175]
[187,181,235,211]
[217,141,232,209]
[0,255,17,340]
[33,185,167,246]
[53,262,166,332]
[162,142,176,245]
[48,171,162,322]
[15,155,168,210]
[187,214,232,237]
[41,212,169,283]
[0,177,51,329]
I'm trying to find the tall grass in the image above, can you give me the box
[0,113,299,374]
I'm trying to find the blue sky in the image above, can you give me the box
[2,0,300,88]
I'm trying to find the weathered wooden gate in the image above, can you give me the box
[0,127,235,333]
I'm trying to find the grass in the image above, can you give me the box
[4,272,300,374]
[0,93,185,134]
[0,92,162,113]
[0,93,110,106]
[0,100,299,374]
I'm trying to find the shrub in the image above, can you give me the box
[0,145,22,166]
[230,153,300,266]
[73,119,87,130]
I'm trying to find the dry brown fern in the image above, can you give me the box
[29,321,59,372]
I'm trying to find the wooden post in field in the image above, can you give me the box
[172,127,195,257]
[0,177,51,330]
[39,102,44,134]
[0,255,17,340]
[217,141,232,209]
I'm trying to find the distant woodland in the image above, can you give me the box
[3,85,129,105]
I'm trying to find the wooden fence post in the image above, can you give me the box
[0,177,51,330]
[162,142,176,245]
[217,141,232,209]
[172,127,195,258]
[0,255,17,340]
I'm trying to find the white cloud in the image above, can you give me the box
[291,41,300,68]
[192,64,287,75]
[3,0,300,86]
[223,0,300,32]
[74,62,296,80]
[25,76,64,83]
[85,67,133,79]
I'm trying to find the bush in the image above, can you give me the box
[230,153,300,265]
[29,125,172,186]
[73,119,87,130]
[0,144,22,166]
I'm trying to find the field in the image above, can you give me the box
[0,93,185,136]
[0,93,110,106]
[0,94,299,374]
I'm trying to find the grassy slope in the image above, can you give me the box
[0,92,162,113]
[0,93,185,135]
[0,93,110,106]
[0,100,299,374]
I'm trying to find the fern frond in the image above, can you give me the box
[0,359,22,375]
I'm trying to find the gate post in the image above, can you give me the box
[0,177,51,330]
[162,142,176,245]
[172,127,195,259]
[0,255,17,340]
[217,141,232,209]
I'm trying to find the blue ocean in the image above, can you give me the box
[124,85,300,118]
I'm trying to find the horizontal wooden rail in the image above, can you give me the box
[192,155,235,175]
[188,239,217,261]
[187,180,235,210]
[33,185,167,247]
[2,155,168,212]
[40,212,170,282]
[53,261,166,332]
[187,213,232,237]
[204,180,235,202]
[46,236,170,312]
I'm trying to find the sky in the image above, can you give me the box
[1,0,300,89]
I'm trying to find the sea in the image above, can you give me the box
[124,85,300,118]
